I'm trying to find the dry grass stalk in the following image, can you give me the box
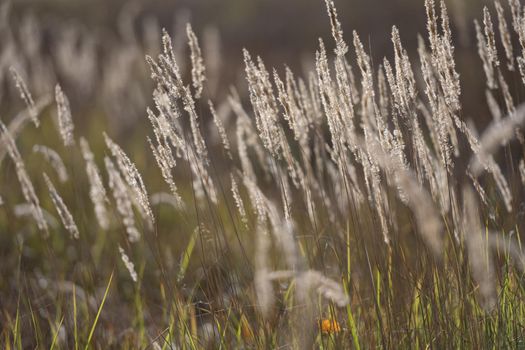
[495,1,515,70]
[32,145,68,183]
[230,174,248,227]
[80,137,110,230]
[9,67,39,127]
[209,100,231,159]
[105,156,140,242]
[55,84,75,146]
[104,133,155,225]
[187,23,206,99]
[118,245,138,283]
[0,121,47,232]
[43,173,79,239]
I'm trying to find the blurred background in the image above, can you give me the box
[10,0,490,58]
[4,0,510,135]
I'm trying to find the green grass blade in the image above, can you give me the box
[50,316,64,350]
[84,272,113,350]
[177,231,197,282]
[343,279,360,350]
[73,284,78,350]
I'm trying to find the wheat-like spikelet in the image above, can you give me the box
[476,20,497,89]
[495,1,515,71]
[43,173,79,239]
[183,102,217,204]
[148,135,183,204]
[105,156,140,242]
[188,152,218,204]
[104,133,155,225]
[161,27,181,74]
[418,36,439,118]
[186,23,206,99]
[54,84,75,146]
[230,174,248,227]
[424,0,461,111]
[146,104,184,204]
[508,0,522,33]
[0,121,47,232]
[32,145,68,183]
[146,29,185,102]
[79,137,110,230]
[278,131,303,190]
[507,0,525,76]
[179,85,209,163]
[381,61,404,160]
[324,0,348,56]
[9,67,39,127]
[483,7,500,69]
[391,26,417,117]
[243,49,282,157]
[274,67,314,152]
[208,100,231,159]
[146,55,180,100]
[118,246,138,283]
[352,31,375,109]
[315,39,346,158]
[418,37,459,174]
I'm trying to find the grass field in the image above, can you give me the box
[1,0,525,348]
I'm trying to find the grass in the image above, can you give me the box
[1,0,525,348]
